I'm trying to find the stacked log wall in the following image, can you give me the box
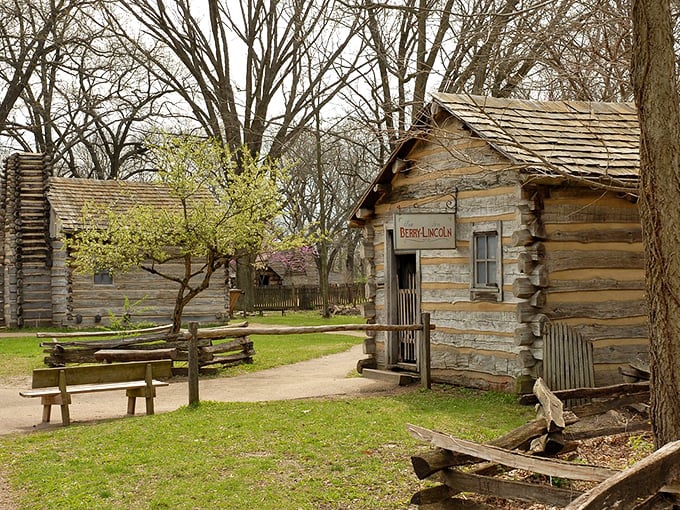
[0,160,6,326]
[358,222,379,370]
[1,153,53,327]
[363,117,526,391]
[511,188,550,392]
[541,187,646,386]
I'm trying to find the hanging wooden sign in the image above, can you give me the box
[394,213,456,251]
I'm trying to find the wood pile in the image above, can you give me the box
[38,322,255,370]
[406,378,680,509]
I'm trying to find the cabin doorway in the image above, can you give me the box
[396,253,418,365]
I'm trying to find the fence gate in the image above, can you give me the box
[397,255,418,364]
[543,322,594,404]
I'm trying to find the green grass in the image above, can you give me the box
[0,312,366,380]
[245,310,365,327]
[0,313,536,508]
[0,336,46,377]
[0,387,533,509]
[0,331,362,381]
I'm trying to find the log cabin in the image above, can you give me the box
[349,93,644,393]
[0,153,230,328]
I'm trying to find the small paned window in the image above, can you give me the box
[94,269,113,286]
[473,232,498,288]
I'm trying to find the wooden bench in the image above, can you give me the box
[19,360,173,426]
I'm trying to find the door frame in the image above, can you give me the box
[385,228,421,368]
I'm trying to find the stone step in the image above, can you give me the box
[362,368,419,386]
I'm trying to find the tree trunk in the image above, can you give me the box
[235,254,255,313]
[631,0,680,447]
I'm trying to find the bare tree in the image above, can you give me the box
[631,0,680,447]
[344,0,641,159]
[107,0,367,307]
[108,0,365,159]
[0,0,87,138]
[344,0,578,148]
[539,0,633,101]
[280,119,376,314]
[11,26,174,179]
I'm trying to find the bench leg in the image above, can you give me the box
[42,403,52,423]
[127,396,136,416]
[58,370,71,426]
[128,387,157,416]
[41,393,71,426]
[60,402,71,426]
[144,363,155,415]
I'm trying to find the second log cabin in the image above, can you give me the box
[0,153,230,329]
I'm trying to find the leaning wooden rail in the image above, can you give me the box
[37,322,434,340]
[36,324,173,338]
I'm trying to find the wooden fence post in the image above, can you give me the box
[188,322,199,406]
[420,313,431,389]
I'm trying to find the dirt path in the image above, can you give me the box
[0,344,396,435]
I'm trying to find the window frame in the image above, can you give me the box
[93,269,114,286]
[470,224,503,302]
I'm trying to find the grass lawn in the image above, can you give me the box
[0,336,48,378]
[0,312,536,508]
[245,310,366,327]
[0,387,534,509]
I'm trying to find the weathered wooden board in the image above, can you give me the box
[407,424,617,481]
[439,469,582,507]
[518,381,649,405]
[546,300,647,320]
[546,251,644,272]
[30,360,173,388]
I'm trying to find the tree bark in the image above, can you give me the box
[631,0,680,447]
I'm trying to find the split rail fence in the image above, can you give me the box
[37,316,435,404]
[38,322,255,370]
[408,377,679,509]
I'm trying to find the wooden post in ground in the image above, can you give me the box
[420,313,431,389]
[188,322,200,406]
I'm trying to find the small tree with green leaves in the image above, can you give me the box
[69,135,291,333]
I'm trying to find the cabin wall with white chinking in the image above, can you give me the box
[358,117,530,391]
[540,187,646,387]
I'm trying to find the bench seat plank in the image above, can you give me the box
[20,379,169,398]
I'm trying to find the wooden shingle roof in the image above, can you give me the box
[47,177,182,232]
[432,93,639,180]
[349,94,640,225]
